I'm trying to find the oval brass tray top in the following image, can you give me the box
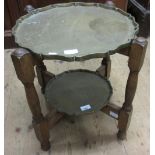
[45,70,112,115]
[12,2,138,61]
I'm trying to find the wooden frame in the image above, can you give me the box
[10,1,147,151]
[11,36,147,150]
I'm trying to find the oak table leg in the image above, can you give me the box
[35,56,55,94]
[104,54,111,79]
[35,57,48,94]
[11,48,51,151]
[117,37,147,139]
[96,54,111,79]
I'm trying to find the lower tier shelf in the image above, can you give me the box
[45,69,113,115]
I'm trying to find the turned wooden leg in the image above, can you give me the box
[96,54,111,78]
[104,55,111,79]
[117,37,147,140]
[35,56,54,94]
[36,59,47,94]
[11,48,50,151]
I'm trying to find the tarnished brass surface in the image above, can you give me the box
[45,70,112,115]
[13,2,138,61]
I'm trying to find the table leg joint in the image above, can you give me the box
[101,103,121,120]
[45,110,65,129]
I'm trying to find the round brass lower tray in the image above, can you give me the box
[45,69,112,115]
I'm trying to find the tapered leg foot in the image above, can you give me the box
[41,141,51,151]
[33,119,51,151]
[117,130,126,140]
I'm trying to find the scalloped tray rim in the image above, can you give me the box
[12,2,139,61]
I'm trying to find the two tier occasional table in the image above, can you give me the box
[11,2,147,151]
